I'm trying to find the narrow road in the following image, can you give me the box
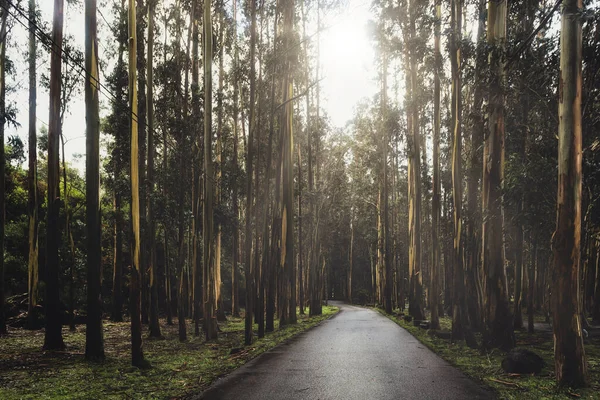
[198,302,494,400]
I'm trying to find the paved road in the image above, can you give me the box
[198,302,494,400]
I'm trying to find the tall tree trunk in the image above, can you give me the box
[450,0,475,347]
[137,0,149,325]
[482,0,514,351]
[129,0,145,367]
[406,0,424,321]
[147,0,161,339]
[0,0,7,336]
[309,0,323,317]
[177,8,191,341]
[513,0,537,331]
[191,0,202,337]
[203,0,218,341]
[382,50,392,315]
[430,0,441,331]
[26,0,40,331]
[263,10,279,332]
[231,0,240,319]
[551,0,587,387]
[43,0,66,350]
[215,10,226,323]
[298,145,305,313]
[84,0,105,360]
[61,136,75,332]
[280,0,296,327]
[244,0,257,345]
[465,0,486,333]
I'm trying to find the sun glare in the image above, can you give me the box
[320,0,377,128]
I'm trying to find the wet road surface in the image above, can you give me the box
[197,302,495,400]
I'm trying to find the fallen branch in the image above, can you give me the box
[489,378,520,388]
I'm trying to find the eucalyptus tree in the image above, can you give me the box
[129,0,145,367]
[482,0,514,351]
[84,0,104,360]
[26,0,39,330]
[551,0,588,387]
[203,0,218,340]
[44,0,66,350]
[146,0,161,339]
[0,0,8,336]
[430,0,441,331]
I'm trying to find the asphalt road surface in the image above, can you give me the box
[197,302,495,400]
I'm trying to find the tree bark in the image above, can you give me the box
[147,0,161,339]
[84,0,105,360]
[43,0,66,350]
[129,0,145,367]
[551,0,588,387]
[430,0,441,330]
[26,0,40,331]
[482,0,514,351]
[203,0,218,341]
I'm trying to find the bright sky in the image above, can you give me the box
[320,0,377,127]
[6,0,376,169]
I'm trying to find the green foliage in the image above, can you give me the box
[0,307,338,399]
[379,310,600,400]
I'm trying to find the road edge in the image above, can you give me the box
[187,305,343,400]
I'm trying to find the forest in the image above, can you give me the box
[0,0,599,398]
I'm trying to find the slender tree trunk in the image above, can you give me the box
[551,0,587,387]
[43,0,66,350]
[177,9,191,340]
[137,0,149,326]
[382,51,392,315]
[129,0,145,367]
[0,0,7,336]
[298,145,305,313]
[215,10,226,323]
[528,236,537,333]
[60,136,75,332]
[466,0,486,333]
[84,0,105,360]
[244,0,257,345]
[450,0,475,347]
[482,0,514,351]
[231,0,240,319]
[263,11,279,332]
[112,189,124,322]
[430,0,441,331]
[26,0,40,331]
[147,0,161,339]
[203,0,218,341]
[191,0,202,337]
[406,0,424,321]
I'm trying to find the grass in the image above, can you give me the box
[376,308,600,400]
[0,306,338,400]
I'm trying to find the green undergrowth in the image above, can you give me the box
[377,308,600,400]
[0,306,338,400]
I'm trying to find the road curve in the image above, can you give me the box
[197,302,495,400]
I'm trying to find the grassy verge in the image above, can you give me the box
[0,306,338,400]
[376,309,600,400]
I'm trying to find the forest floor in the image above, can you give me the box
[0,306,338,399]
[378,309,600,400]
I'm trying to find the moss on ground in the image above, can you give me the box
[377,309,600,400]
[0,306,338,399]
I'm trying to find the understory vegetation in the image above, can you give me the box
[378,309,600,400]
[0,306,338,399]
